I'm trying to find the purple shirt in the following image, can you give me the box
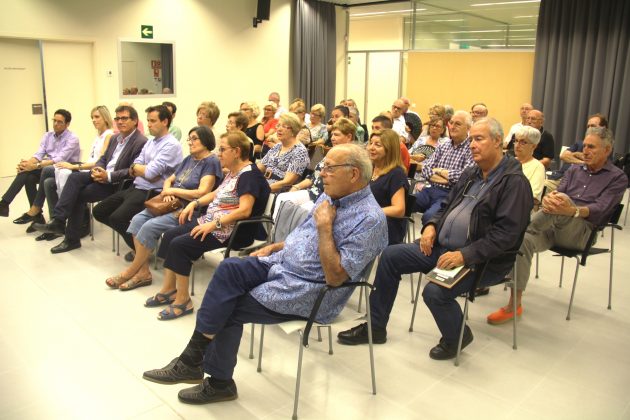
[133,133,183,190]
[33,129,80,163]
[421,137,474,189]
[557,161,627,226]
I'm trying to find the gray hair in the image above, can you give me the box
[444,104,454,119]
[473,117,504,141]
[586,127,614,148]
[334,143,372,184]
[453,110,473,128]
[515,125,541,145]
[278,112,302,136]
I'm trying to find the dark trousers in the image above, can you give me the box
[159,220,224,276]
[92,186,150,250]
[370,241,505,344]
[2,169,42,206]
[191,257,303,379]
[54,171,114,242]
[33,165,56,211]
[413,186,449,224]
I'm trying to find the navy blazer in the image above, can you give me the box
[94,130,147,184]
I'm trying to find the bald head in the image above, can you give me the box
[526,109,544,129]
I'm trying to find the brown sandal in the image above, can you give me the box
[105,274,130,289]
[119,276,153,291]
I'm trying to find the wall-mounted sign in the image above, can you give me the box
[141,25,153,39]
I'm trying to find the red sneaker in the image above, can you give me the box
[487,306,523,325]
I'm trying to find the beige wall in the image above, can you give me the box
[348,16,404,51]
[0,0,292,142]
[406,51,534,132]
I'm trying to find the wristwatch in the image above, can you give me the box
[194,199,200,208]
[36,162,41,169]
[573,206,580,218]
[215,217,222,229]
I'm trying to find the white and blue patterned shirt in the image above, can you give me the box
[251,186,388,323]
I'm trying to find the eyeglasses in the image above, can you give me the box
[515,139,532,146]
[320,163,354,174]
[240,108,252,112]
[52,119,66,125]
[218,146,235,153]
[114,116,131,122]
[449,120,464,128]
[187,136,200,143]
[392,105,402,111]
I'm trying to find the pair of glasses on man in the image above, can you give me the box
[320,163,355,174]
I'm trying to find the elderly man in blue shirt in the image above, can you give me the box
[143,143,387,405]
[90,104,182,257]
[0,109,80,222]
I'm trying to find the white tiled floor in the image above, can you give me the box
[1,178,629,420]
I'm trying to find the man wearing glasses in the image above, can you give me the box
[338,118,533,361]
[142,144,387,405]
[412,110,475,225]
[0,109,79,221]
[33,105,147,253]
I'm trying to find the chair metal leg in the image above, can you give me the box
[190,265,195,296]
[455,298,469,367]
[566,259,581,320]
[89,203,94,241]
[535,252,539,278]
[116,233,120,256]
[111,229,115,252]
[249,324,255,359]
[408,273,423,332]
[316,326,322,342]
[326,326,333,355]
[364,285,377,394]
[409,272,415,303]
[257,325,265,372]
[292,332,305,420]
[512,260,518,350]
[624,193,629,225]
[558,255,564,287]
[608,228,615,309]
[357,286,363,313]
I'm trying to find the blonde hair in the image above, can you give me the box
[196,101,220,125]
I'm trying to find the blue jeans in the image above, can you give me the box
[127,209,179,249]
[413,186,449,225]
[370,241,505,344]
[196,257,304,379]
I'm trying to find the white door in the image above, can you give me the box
[0,38,46,177]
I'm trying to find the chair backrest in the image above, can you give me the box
[404,193,416,218]
[271,199,310,243]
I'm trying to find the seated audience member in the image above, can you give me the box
[507,109,555,169]
[33,105,148,252]
[390,98,409,142]
[1,109,80,223]
[410,118,448,166]
[412,110,474,225]
[307,103,328,146]
[348,107,365,144]
[545,113,609,193]
[503,103,533,148]
[268,91,287,119]
[338,118,533,360]
[104,126,221,291]
[470,102,489,122]
[325,105,350,143]
[513,126,546,204]
[226,111,254,161]
[196,101,221,132]
[487,127,627,324]
[240,101,264,158]
[142,143,387,403]
[258,112,310,193]
[372,115,411,171]
[29,106,113,240]
[163,101,182,141]
[368,129,409,245]
[92,105,183,256]
[260,102,279,156]
[285,118,356,206]
[288,101,312,145]
[145,132,270,319]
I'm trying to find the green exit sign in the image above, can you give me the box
[141,25,153,39]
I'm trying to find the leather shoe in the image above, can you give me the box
[51,239,81,254]
[429,325,474,360]
[32,219,65,235]
[26,214,46,233]
[337,322,387,345]
[0,201,8,217]
[14,212,43,225]
[143,357,203,385]
[178,378,238,405]
[35,232,62,241]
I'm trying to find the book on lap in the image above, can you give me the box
[426,265,471,289]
